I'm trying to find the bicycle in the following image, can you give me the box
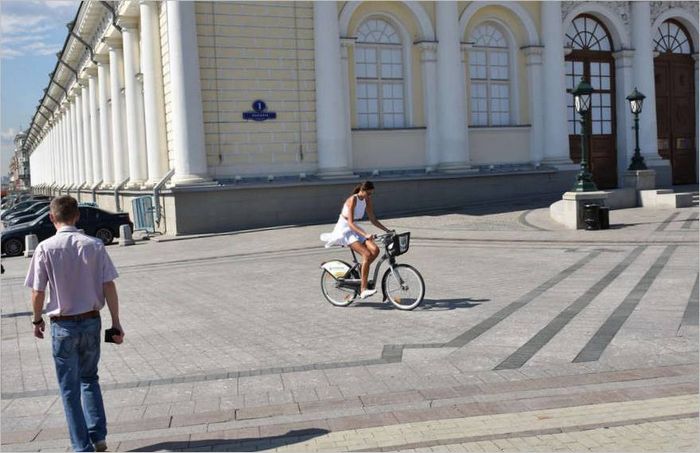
[320,231,425,310]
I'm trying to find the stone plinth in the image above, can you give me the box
[623,169,656,190]
[550,191,609,230]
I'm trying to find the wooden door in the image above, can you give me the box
[566,54,617,189]
[564,15,617,189]
[655,54,697,184]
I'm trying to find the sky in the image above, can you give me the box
[0,0,79,177]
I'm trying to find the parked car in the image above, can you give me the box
[3,201,50,223]
[1,206,133,257]
[1,200,44,220]
[6,202,98,227]
[5,205,50,226]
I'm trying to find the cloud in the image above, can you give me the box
[45,1,78,9]
[0,0,78,59]
[1,128,19,143]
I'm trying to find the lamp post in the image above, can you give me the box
[571,77,598,192]
[626,87,647,170]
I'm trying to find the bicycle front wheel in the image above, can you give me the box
[381,264,425,310]
[321,270,357,307]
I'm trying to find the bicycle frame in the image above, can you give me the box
[332,236,406,300]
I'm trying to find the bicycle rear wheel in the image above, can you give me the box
[381,264,425,310]
[321,270,357,307]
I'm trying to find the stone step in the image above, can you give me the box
[639,189,694,208]
[3,363,697,451]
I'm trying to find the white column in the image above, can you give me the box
[107,39,128,184]
[51,126,57,184]
[418,41,439,169]
[69,98,79,186]
[97,55,113,186]
[523,46,545,165]
[313,1,352,177]
[58,105,66,187]
[56,113,63,186]
[61,110,68,186]
[166,1,209,184]
[63,106,71,186]
[614,50,636,185]
[88,70,102,185]
[120,17,148,187]
[631,1,660,164]
[140,0,169,186]
[340,37,355,171]
[541,1,571,165]
[694,53,699,169]
[80,80,93,185]
[436,1,469,169]
[74,88,87,186]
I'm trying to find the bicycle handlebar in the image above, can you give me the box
[372,231,397,240]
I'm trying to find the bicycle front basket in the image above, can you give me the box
[389,232,410,256]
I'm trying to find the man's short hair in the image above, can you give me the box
[50,196,79,223]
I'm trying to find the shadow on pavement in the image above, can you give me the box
[384,193,563,220]
[355,297,489,311]
[130,428,329,452]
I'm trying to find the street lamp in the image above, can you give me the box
[571,77,598,192]
[626,87,648,170]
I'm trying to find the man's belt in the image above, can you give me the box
[50,310,100,322]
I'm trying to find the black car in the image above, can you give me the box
[6,205,50,226]
[3,201,50,223]
[1,206,134,257]
[1,200,44,220]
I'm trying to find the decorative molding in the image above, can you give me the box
[650,1,699,25]
[340,37,357,48]
[416,41,439,52]
[562,1,630,29]
[102,37,122,50]
[612,49,635,68]
[521,45,544,65]
[94,54,110,65]
[562,1,631,49]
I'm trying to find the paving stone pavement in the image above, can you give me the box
[1,199,697,452]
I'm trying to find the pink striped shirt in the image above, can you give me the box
[25,226,119,317]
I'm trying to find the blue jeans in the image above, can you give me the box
[51,317,107,452]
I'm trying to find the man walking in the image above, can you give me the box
[25,196,124,452]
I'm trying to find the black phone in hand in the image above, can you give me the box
[105,328,121,343]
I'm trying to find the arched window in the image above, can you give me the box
[654,20,692,54]
[565,16,612,51]
[564,16,614,136]
[355,18,405,129]
[469,23,510,126]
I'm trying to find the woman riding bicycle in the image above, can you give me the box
[321,181,391,299]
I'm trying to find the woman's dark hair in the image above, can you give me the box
[352,181,375,195]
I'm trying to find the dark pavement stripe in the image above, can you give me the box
[495,246,646,370]
[445,250,602,348]
[681,212,698,229]
[656,212,680,232]
[0,247,599,400]
[517,210,550,231]
[574,245,678,363]
[680,274,699,327]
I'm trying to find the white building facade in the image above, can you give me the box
[26,1,698,234]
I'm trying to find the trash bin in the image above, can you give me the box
[599,206,610,230]
[583,204,601,230]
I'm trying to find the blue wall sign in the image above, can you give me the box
[243,100,277,121]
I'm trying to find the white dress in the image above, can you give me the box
[320,195,367,248]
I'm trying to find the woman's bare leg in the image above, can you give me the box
[350,242,372,292]
[365,239,380,262]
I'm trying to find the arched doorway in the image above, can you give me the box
[564,15,617,189]
[654,19,697,185]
